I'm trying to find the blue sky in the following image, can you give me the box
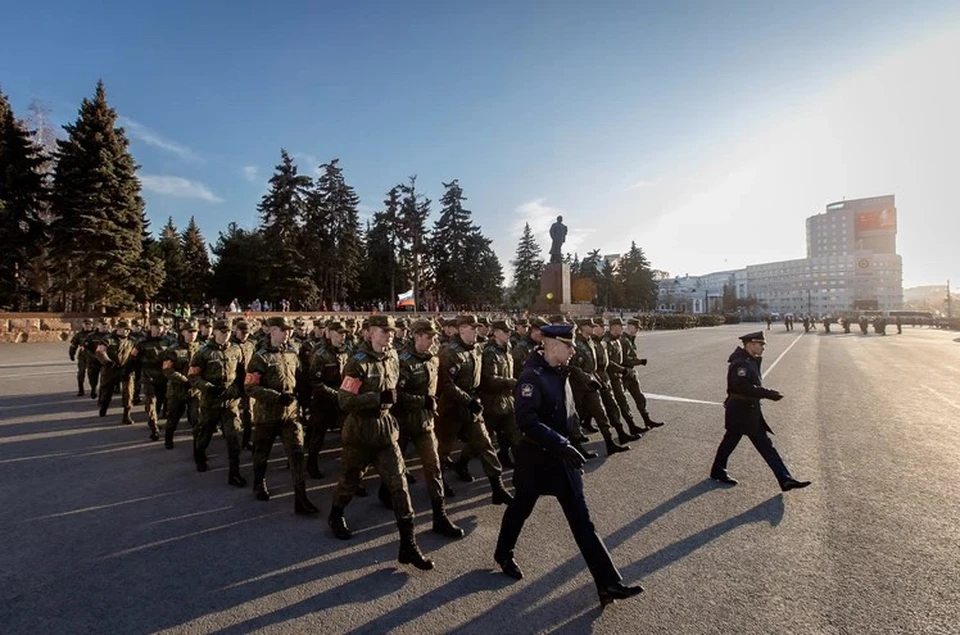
[2,0,958,289]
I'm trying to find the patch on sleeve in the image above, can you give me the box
[520,383,534,398]
[130,348,139,357]
[187,366,201,376]
[162,360,174,370]
[244,372,261,386]
[96,344,107,354]
[736,367,747,377]
[340,376,362,394]
[448,364,460,377]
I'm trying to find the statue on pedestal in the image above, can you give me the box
[549,216,567,264]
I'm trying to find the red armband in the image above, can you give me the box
[244,372,261,386]
[340,376,362,395]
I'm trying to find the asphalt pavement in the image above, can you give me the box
[1,324,958,634]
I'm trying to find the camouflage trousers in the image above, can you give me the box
[484,413,522,450]
[398,422,444,502]
[142,380,167,433]
[609,373,638,426]
[573,388,618,439]
[333,439,414,522]
[86,361,101,396]
[437,413,502,478]
[622,371,650,417]
[196,399,242,460]
[166,389,199,435]
[75,355,88,393]
[98,369,133,412]
[252,419,306,488]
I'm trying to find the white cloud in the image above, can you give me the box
[293,152,323,176]
[242,165,259,182]
[119,117,203,163]
[626,178,661,191]
[514,198,595,257]
[141,175,223,203]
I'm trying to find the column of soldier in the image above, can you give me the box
[67,312,664,577]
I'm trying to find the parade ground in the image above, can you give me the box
[1,324,958,635]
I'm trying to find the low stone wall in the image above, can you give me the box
[0,313,139,343]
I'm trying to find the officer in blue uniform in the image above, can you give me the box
[493,323,644,608]
[710,331,812,491]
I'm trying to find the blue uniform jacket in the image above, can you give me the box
[513,351,583,497]
[724,346,778,436]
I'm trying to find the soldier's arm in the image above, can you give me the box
[245,352,281,403]
[481,350,517,393]
[515,375,570,455]
[309,350,340,400]
[728,363,779,399]
[396,359,425,409]
[622,338,642,367]
[566,349,594,389]
[439,353,473,405]
[163,350,187,385]
[94,342,112,366]
[68,332,82,358]
[187,349,212,392]
[337,357,380,411]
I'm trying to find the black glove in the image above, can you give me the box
[380,389,396,405]
[505,378,517,390]
[206,385,225,398]
[558,444,586,470]
[277,392,296,407]
[222,385,240,400]
[423,395,437,411]
[587,379,603,392]
[69,354,76,362]
[767,390,784,401]
[620,367,631,377]
[467,398,484,415]
[639,358,648,366]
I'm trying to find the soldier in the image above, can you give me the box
[859,315,870,334]
[590,318,641,445]
[493,323,645,607]
[603,318,647,438]
[510,318,527,350]
[82,320,110,400]
[130,319,145,405]
[475,316,490,345]
[437,314,513,504]
[162,320,202,449]
[710,331,812,492]
[343,318,358,353]
[306,319,350,479]
[896,315,903,335]
[390,318,463,538]
[393,318,409,351]
[439,317,458,347]
[480,319,522,469]
[245,316,318,515]
[95,318,137,425]
[133,317,169,441]
[823,316,832,333]
[567,318,631,456]
[230,319,257,452]
[512,316,545,378]
[189,319,246,484]
[621,318,665,430]
[327,314,435,571]
[68,318,95,397]
[196,317,212,346]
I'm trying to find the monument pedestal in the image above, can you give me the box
[530,263,594,316]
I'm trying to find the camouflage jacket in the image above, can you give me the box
[621,333,643,368]
[480,340,516,416]
[134,336,169,384]
[591,334,613,383]
[337,346,400,446]
[438,335,482,419]
[602,333,629,379]
[395,344,438,432]
[189,341,244,405]
[83,330,108,361]
[568,333,601,392]
[511,335,537,379]
[163,340,201,396]
[309,340,348,401]
[245,343,299,423]
[69,328,94,361]
[94,333,137,375]
[229,335,257,391]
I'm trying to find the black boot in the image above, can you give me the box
[397,519,434,570]
[642,412,664,429]
[90,389,98,400]
[306,451,323,479]
[604,436,631,456]
[431,498,464,538]
[228,457,247,487]
[378,483,393,510]
[194,446,208,472]
[615,422,641,443]
[77,380,85,397]
[598,581,644,607]
[294,482,319,515]
[253,464,270,501]
[442,477,456,498]
[489,476,513,505]
[453,456,474,483]
[328,504,352,539]
[148,421,160,442]
[164,426,175,449]
[497,447,515,469]
[626,419,646,437]
[98,402,107,417]
[572,438,599,460]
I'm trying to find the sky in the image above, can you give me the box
[1,0,958,289]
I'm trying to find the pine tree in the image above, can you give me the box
[616,241,657,310]
[180,216,211,306]
[396,176,432,310]
[312,159,362,306]
[49,81,144,310]
[429,180,476,308]
[0,89,48,310]
[510,222,544,309]
[131,209,166,306]
[209,222,266,305]
[359,185,407,307]
[470,233,505,307]
[257,149,316,308]
[157,217,187,303]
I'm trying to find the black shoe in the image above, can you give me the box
[164,437,174,450]
[572,440,598,460]
[228,472,247,487]
[618,430,642,443]
[495,555,523,580]
[626,422,646,437]
[581,422,600,434]
[98,405,107,417]
[780,478,812,492]
[194,449,208,473]
[453,457,474,483]
[490,479,513,506]
[643,418,665,429]
[254,482,271,501]
[77,390,85,397]
[90,391,97,400]
[605,439,630,455]
[148,431,160,442]
[329,507,352,540]
[294,485,319,515]
[598,581,644,607]
[710,471,738,485]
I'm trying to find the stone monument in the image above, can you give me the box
[530,216,592,316]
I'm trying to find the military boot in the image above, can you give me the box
[489,476,514,505]
[306,450,323,479]
[603,432,630,456]
[572,438,599,460]
[77,379,85,397]
[328,505,352,539]
[397,519,434,570]
[377,483,393,510]
[294,482,319,515]
[641,411,664,429]
[431,499,464,538]
[121,408,134,426]
[148,420,160,442]
[253,463,270,501]
[614,419,641,443]
[626,418,646,437]
[442,477,456,498]
[453,456,474,483]
[194,446,208,473]
[164,426,175,450]
[228,456,247,487]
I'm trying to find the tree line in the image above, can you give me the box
[1,80,657,313]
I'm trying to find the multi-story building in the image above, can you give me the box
[656,195,903,316]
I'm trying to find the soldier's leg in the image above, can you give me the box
[143,382,159,439]
[710,431,742,476]
[333,444,374,509]
[601,384,637,442]
[120,374,134,424]
[222,403,245,486]
[494,489,539,563]
[133,363,142,405]
[164,392,186,448]
[240,396,253,450]
[624,372,662,427]
[187,395,200,431]
[280,420,318,514]
[87,362,100,398]
[374,442,415,523]
[461,417,503,479]
[194,403,220,463]
[76,357,87,396]
[610,375,639,430]
[252,423,279,500]
[156,381,167,418]
[413,430,444,502]
[306,393,327,478]
[557,487,622,588]
[97,370,115,415]
[747,432,792,484]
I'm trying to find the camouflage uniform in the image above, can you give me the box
[82,323,109,399]
[162,325,201,448]
[129,320,145,405]
[480,322,522,468]
[68,319,95,396]
[621,318,663,429]
[591,319,638,444]
[95,319,137,425]
[229,321,257,451]
[133,319,169,440]
[306,321,349,478]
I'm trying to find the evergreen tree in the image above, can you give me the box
[398,176,431,310]
[0,89,48,310]
[510,222,544,309]
[429,179,478,308]
[469,233,505,307]
[130,209,166,306]
[599,258,621,309]
[209,222,266,305]
[180,216,211,305]
[359,185,407,306]
[615,241,657,310]
[311,159,362,306]
[157,217,187,303]
[49,81,144,310]
[257,149,316,307]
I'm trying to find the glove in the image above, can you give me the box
[639,358,648,366]
[380,389,396,405]
[767,390,784,402]
[620,367,631,378]
[423,395,437,411]
[467,398,484,415]
[587,379,603,392]
[558,444,586,470]
[505,378,517,390]
[222,385,240,400]
[277,392,296,407]
[206,385,225,398]
[69,353,76,362]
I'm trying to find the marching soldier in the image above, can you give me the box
[590,318,641,444]
[603,318,647,437]
[130,319,145,405]
[82,320,110,400]
[621,318,665,430]
[327,314,435,571]
[189,319,246,484]
[95,318,137,425]
[68,318,95,397]
[437,314,513,504]
[133,317,169,441]
[245,316,318,515]
[512,316,545,379]
[306,319,350,479]
[480,319,522,469]
[229,319,257,452]
[162,320,201,449]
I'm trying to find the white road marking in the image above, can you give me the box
[0,370,76,379]
[20,492,180,522]
[922,385,960,412]
[762,332,805,380]
[644,393,723,406]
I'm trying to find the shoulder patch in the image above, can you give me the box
[400,351,412,361]
[353,351,367,362]
[520,383,534,398]
[737,367,747,377]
